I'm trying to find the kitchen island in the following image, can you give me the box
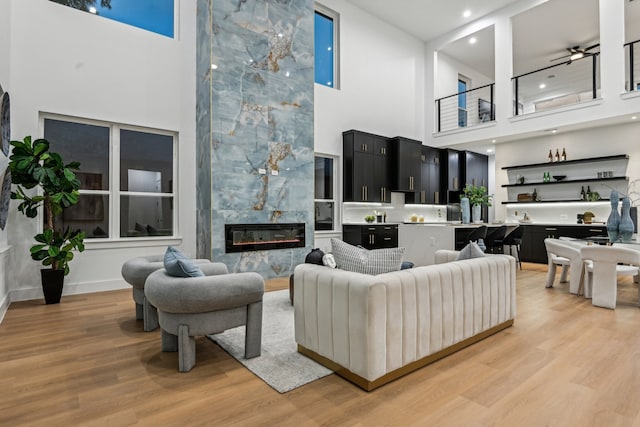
[398,222,609,266]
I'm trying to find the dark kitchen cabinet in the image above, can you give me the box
[343,224,398,249]
[462,151,488,188]
[415,145,441,204]
[519,224,607,263]
[440,148,462,204]
[389,136,422,193]
[343,130,391,203]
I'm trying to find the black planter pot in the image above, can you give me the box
[41,269,65,304]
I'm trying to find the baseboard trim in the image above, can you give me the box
[298,318,514,391]
[10,279,129,303]
[0,291,10,324]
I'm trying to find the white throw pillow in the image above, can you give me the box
[330,238,405,275]
[456,242,485,261]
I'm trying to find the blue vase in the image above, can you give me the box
[461,197,470,224]
[606,190,621,243]
[619,197,634,243]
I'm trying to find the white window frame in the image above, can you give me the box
[40,113,179,247]
[315,2,341,90]
[314,153,340,233]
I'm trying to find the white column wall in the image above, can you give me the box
[3,0,197,304]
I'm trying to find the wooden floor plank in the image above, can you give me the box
[1,268,640,426]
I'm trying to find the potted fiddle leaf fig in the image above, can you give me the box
[9,136,85,304]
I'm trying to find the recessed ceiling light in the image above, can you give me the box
[551,129,558,133]
[632,116,637,120]
[469,37,477,44]
[539,83,546,89]
[463,10,471,18]
[491,139,497,143]
[486,148,493,153]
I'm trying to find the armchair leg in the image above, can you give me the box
[244,301,263,359]
[161,329,178,352]
[143,297,159,332]
[135,302,143,321]
[178,324,196,372]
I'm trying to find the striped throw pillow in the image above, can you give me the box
[330,239,405,275]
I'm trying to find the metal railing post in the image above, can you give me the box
[514,78,519,116]
[592,54,597,99]
[631,42,635,91]
[437,99,441,133]
[490,83,495,120]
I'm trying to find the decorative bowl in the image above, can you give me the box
[552,175,566,181]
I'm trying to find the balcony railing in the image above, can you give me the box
[624,39,640,92]
[434,83,494,133]
[512,54,599,116]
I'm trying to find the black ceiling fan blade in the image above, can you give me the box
[584,43,600,52]
[550,53,571,62]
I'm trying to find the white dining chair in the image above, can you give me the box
[580,245,640,309]
[544,238,584,295]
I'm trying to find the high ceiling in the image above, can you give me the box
[345,0,523,42]
[346,0,640,78]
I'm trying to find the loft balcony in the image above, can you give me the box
[434,83,495,133]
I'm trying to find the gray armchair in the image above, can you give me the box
[121,255,213,331]
[145,263,265,372]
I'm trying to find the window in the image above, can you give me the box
[315,5,340,89]
[49,0,175,38]
[44,116,176,240]
[314,155,337,231]
[458,77,468,128]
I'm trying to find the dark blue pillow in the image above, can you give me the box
[164,246,204,277]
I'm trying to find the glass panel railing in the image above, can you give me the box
[512,54,599,116]
[435,84,495,133]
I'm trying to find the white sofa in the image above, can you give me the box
[293,250,517,390]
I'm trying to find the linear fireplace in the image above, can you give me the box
[225,223,305,253]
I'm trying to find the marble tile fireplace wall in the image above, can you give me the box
[196,0,314,278]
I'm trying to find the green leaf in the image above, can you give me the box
[30,244,47,253]
[48,246,61,257]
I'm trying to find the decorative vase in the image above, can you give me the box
[461,197,470,224]
[41,269,65,304]
[606,190,621,243]
[472,204,482,223]
[619,197,634,243]
[477,238,486,252]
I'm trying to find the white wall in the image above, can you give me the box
[435,51,495,131]
[426,0,640,148]
[314,0,425,156]
[494,121,640,222]
[0,0,12,319]
[313,0,426,250]
[4,0,197,304]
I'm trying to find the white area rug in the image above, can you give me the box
[208,290,333,393]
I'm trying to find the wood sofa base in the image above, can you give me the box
[298,318,514,391]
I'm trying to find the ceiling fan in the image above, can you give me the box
[550,44,600,64]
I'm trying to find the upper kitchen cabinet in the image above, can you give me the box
[462,151,489,188]
[440,148,462,204]
[389,136,422,193]
[411,145,441,204]
[343,130,391,203]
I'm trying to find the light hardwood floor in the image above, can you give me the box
[2,265,640,426]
